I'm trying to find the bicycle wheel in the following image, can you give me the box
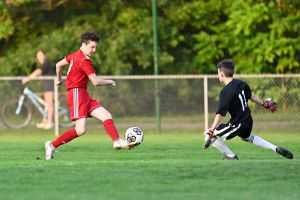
[0,100,32,129]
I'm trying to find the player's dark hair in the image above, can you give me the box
[80,31,100,44]
[217,59,235,77]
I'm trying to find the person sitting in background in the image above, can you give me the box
[22,50,55,129]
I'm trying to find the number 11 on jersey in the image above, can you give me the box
[238,90,247,111]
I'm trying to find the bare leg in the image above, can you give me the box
[90,107,130,149]
[90,107,120,142]
[44,91,54,124]
[90,106,112,122]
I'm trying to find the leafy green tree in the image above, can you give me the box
[192,0,300,73]
[0,1,14,40]
[0,0,299,75]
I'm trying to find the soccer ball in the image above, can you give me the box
[124,127,144,147]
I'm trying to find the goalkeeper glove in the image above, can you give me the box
[262,98,277,113]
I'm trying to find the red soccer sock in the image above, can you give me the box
[52,128,79,148]
[103,119,120,141]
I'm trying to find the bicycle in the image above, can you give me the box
[0,86,74,129]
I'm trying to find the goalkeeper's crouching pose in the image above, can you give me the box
[203,59,293,160]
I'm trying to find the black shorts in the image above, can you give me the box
[214,119,253,140]
[43,80,54,92]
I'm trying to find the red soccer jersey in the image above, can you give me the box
[65,50,95,90]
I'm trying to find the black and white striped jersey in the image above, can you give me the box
[216,79,252,125]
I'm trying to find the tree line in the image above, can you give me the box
[0,0,299,76]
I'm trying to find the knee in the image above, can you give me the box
[241,135,254,143]
[102,111,112,121]
[75,127,86,136]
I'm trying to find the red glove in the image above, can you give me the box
[204,129,215,149]
[262,98,277,113]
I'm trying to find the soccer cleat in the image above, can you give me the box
[45,141,57,160]
[113,139,130,150]
[222,154,239,160]
[275,147,293,159]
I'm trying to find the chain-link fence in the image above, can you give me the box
[0,75,299,135]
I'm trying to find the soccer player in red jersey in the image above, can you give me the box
[45,31,130,160]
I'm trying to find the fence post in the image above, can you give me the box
[204,75,209,130]
[155,79,161,133]
[152,0,161,133]
[54,79,59,136]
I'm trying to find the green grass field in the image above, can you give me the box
[0,128,299,200]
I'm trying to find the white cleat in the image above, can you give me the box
[113,139,130,150]
[45,141,57,160]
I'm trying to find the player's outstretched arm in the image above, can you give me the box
[250,94,264,105]
[88,73,116,87]
[56,58,68,85]
[250,94,277,112]
[209,114,222,132]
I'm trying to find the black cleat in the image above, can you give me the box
[276,147,293,159]
[222,154,239,160]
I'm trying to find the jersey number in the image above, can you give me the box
[238,90,247,111]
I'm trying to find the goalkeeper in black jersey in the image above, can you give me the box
[203,59,293,160]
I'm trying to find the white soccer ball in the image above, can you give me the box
[124,127,144,147]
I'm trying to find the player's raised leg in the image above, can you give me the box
[90,107,130,150]
[241,134,293,159]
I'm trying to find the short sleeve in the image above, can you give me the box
[216,89,231,116]
[244,83,252,100]
[80,59,95,75]
[65,53,74,64]
[41,60,51,75]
